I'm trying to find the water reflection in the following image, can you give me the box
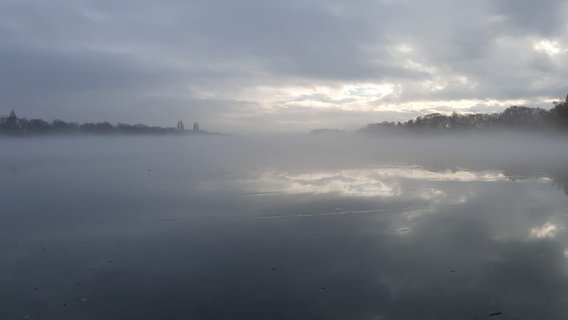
[2,138,568,319]
[251,166,554,196]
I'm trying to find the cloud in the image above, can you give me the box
[1,0,568,132]
[0,47,162,94]
[493,0,568,36]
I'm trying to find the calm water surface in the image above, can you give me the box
[1,135,568,319]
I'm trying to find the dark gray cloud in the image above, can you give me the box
[0,0,567,132]
[0,48,159,94]
[493,0,568,36]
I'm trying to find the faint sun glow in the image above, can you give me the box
[533,39,565,56]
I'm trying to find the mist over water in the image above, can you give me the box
[2,134,568,319]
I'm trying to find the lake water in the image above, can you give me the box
[2,135,568,319]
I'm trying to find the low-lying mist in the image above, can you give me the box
[2,131,568,176]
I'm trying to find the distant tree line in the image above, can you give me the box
[0,111,207,136]
[360,94,568,134]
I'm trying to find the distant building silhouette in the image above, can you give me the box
[193,122,200,132]
[177,120,185,131]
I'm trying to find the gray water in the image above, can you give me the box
[2,134,568,319]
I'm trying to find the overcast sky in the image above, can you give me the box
[1,0,567,133]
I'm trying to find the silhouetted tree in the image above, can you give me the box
[5,110,18,133]
[27,119,51,134]
[552,94,568,128]
[359,98,568,134]
[0,111,208,136]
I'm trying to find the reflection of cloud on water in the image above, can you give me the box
[247,167,553,204]
[239,165,568,249]
[530,222,564,239]
[257,170,400,197]
[238,166,568,248]
[370,166,511,182]
[419,188,447,203]
[251,166,553,198]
